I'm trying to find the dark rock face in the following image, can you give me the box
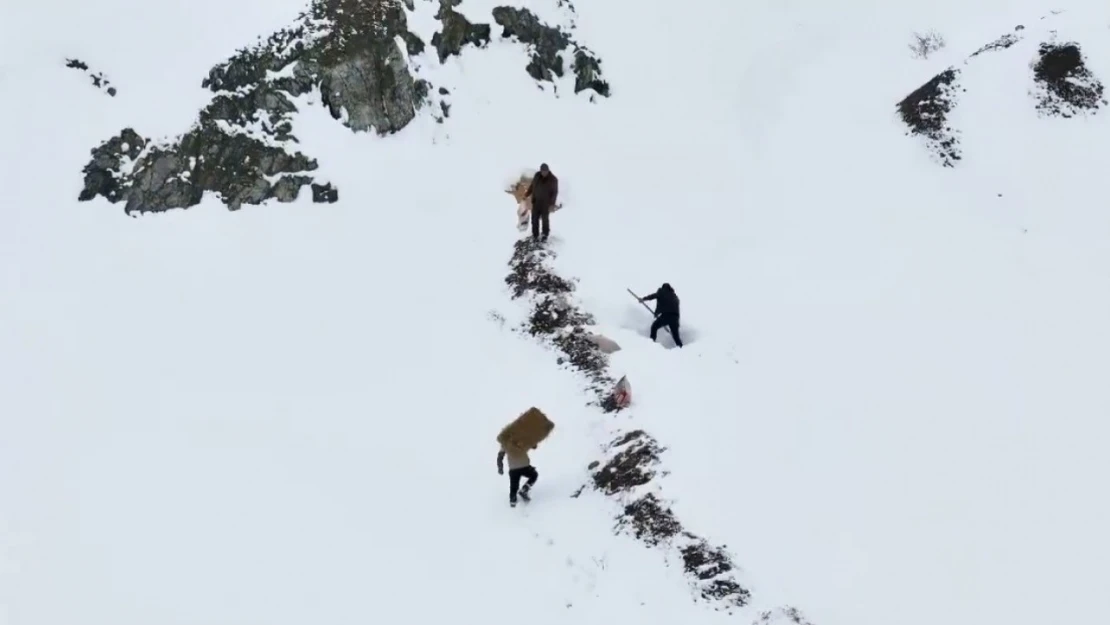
[897,68,961,167]
[79,0,437,214]
[78,0,610,213]
[78,129,145,203]
[492,6,610,97]
[431,0,491,63]
[65,58,116,97]
[1032,42,1106,117]
[80,125,319,214]
[311,182,339,203]
[203,0,429,135]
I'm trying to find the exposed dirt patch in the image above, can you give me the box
[592,430,664,494]
[1032,42,1106,117]
[897,68,962,167]
[681,538,752,607]
[505,239,575,298]
[616,494,682,546]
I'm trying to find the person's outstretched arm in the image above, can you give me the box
[496,450,505,474]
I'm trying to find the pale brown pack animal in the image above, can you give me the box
[506,173,563,231]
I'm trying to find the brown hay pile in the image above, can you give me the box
[497,407,555,450]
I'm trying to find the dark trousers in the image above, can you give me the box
[650,315,683,347]
[508,465,538,501]
[531,206,550,239]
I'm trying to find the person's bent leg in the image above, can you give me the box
[669,319,683,347]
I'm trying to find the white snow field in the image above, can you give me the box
[2,0,1109,624]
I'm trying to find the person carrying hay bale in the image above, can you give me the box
[496,407,555,506]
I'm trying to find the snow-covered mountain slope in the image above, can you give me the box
[2,1,1109,625]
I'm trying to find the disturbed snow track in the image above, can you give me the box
[502,239,812,622]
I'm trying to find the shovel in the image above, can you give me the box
[626,288,673,338]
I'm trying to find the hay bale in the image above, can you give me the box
[497,407,555,450]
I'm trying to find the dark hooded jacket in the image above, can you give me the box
[526,171,559,211]
[643,284,679,319]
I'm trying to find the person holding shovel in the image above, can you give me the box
[639,283,684,348]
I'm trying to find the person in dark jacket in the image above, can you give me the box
[639,283,683,347]
[524,163,559,242]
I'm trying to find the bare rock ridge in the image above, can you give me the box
[65,59,116,97]
[898,10,1105,166]
[503,239,808,619]
[431,0,491,63]
[78,0,609,214]
[492,6,609,97]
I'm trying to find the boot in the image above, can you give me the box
[519,484,532,501]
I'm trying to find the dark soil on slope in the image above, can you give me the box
[1032,42,1106,117]
[897,68,962,166]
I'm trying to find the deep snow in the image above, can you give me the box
[2,1,1109,625]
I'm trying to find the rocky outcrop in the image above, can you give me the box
[897,68,962,167]
[79,0,433,214]
[79,0,610,213]
[492,6,609,97]
[431,0,491,63]
[80,125,321,214]
[202,0,429,135]
[899,10,1106,167]
[65,58,116,97]
[1032,42,1106,118]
